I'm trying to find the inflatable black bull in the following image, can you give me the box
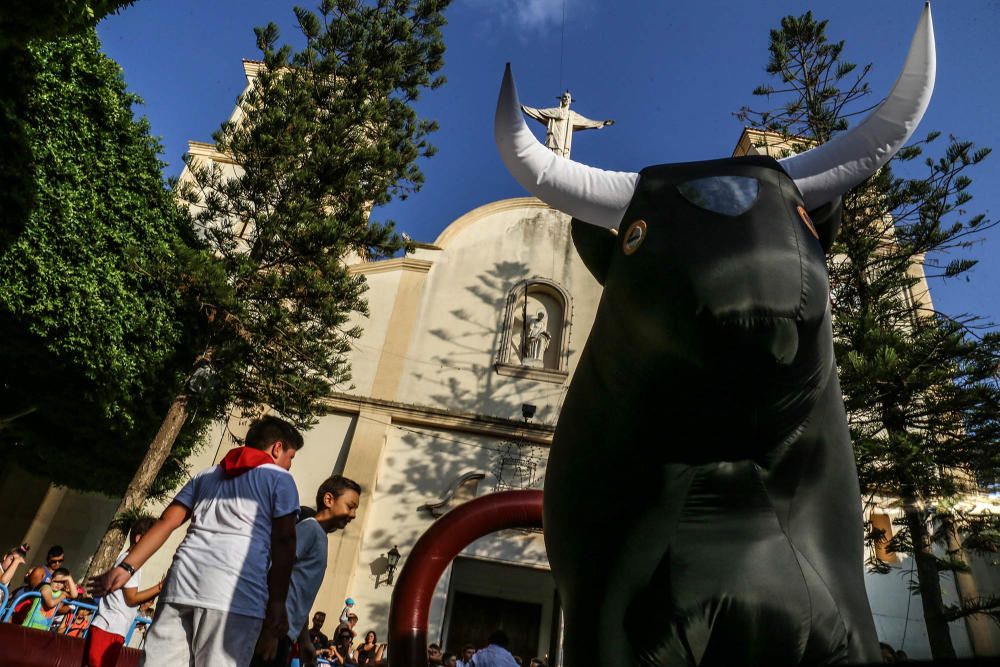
[494,5,936,666]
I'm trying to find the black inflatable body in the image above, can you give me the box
[493,6,936,665]
[545,157,878,665]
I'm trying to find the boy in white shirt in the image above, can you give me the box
[90,415,303,667]
[252,475,361,667]
[86,517,163,667]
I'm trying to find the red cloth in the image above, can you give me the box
[218,446,273,477]
[85,625,125,667]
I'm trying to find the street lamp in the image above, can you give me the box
[386,546,401,584]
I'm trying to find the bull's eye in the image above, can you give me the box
[676,176,759,217]
[622,219,647,255]
[796,205,819,240]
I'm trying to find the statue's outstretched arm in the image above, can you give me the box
[572,113,613,131]
[520,104,550,124]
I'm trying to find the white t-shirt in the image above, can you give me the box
[285,517,329,641]
[161,463,300,618]
[92,555,141,637]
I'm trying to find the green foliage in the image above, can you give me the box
[0,30,203,496]
[174,0,450,428]
[0,1,136,49]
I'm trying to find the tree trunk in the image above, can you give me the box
[86,392,190,579]
[903,498,957,659]
[942,513,996,656]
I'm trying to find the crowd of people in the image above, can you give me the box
[426,630,547,667]
[0,414,559,667]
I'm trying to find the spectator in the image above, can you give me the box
[61,604,94,638]
[330,627,358,666]
[441,652,457,667]
[0,544,28,586]
[253,475,362,667]
[456,645,476,667]
[21,567,75,630]
[89,415,303,667]
[25,545,67,589]
[468,630,518,667]
[85,517,164,667]
[428,642,444,666]
[336,608,360,641]
[310,611,332,655]
[354,630,385,666]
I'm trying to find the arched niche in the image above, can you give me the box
[495,278,571,383]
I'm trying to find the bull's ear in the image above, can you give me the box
[809,197,842,254]
[571,218,616,285]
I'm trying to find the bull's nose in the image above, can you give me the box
[717,316,800,366]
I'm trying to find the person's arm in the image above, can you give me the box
[298,623,318,667]
[0,551,24,586]
[62,573,79,600]
[257,511,297,658]
[37,583,61,609]
[123,579,163,606]
[27,565,46,589]
[88,501,191,596]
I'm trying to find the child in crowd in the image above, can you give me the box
[21,567,75,630]
[252,475,362,667]
[89,415,303,667]
[85,517,164,667]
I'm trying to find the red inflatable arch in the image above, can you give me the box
[388,490,544,667]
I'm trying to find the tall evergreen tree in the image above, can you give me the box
[737,12,1000,659]
[0,29,206,495]
[89,0,451,575]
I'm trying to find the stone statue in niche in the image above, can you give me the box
[523,311,551,367]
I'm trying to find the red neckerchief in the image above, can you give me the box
[219,447,274,478]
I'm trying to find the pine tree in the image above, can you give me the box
[737,12,1000,659]
[88,0,451,575]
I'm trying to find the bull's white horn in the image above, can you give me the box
[494,64,638,231]
[780,2,935,210]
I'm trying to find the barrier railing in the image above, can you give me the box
[2,591,41,624]
[57,599,98,638]
[2,591,98,638]
[125,615,152,646]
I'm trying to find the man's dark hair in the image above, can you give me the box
[316,475,362,509]
[245,415,304,451]
[428,643,441,650]
[487,630,510,648]
[46,545,64,559]
[130,516,156,539]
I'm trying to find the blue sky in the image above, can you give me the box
[97,0,999,329]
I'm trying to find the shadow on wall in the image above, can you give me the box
[420,260,575,425]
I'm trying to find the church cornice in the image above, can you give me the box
[348,257,434,275]
[322,391,554,445]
